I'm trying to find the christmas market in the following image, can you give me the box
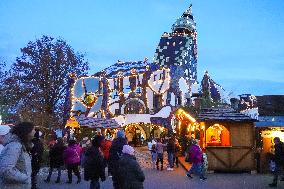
[0,1,284,189]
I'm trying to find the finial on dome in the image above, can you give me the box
[171,3,196,34]
[182,4,193,18]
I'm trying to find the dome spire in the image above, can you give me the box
[182,4,193,19]
[171,3,196,34]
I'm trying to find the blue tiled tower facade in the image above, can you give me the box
[153,4,198,82]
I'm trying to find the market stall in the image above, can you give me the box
[255,121,284,173]
[65,116,120,140]
[197,108,256,172]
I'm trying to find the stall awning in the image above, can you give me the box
[254,121,284,127]
[66,116,120,129]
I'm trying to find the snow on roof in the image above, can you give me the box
[152,106,172,118]
[74,116,120,128]
[113,115,126,126]
[214,84,231,104]
[124,114,151,125]
[94,61,149,78]
[191,81,199,94]
[113,106,172,126]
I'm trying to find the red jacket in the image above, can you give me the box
[100,139,112,160]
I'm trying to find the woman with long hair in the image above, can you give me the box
[0,122,35,189]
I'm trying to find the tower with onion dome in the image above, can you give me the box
[153,4,198,82]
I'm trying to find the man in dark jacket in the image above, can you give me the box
[166,136,175,171]
[84,135,106,189]
[109,130,127,189]
[269,137,284,187]
[119,145,145,189]
[45,138,66,183]
[31,130,44,189]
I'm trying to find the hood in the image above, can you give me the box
[3,133,21,145]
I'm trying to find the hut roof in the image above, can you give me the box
[74,116,120,129]
[197,108,256,122]
[93,61,150,78]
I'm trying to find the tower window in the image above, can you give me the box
[166,57,170,62]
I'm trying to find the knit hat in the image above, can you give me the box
[117,130,125,138]
[122,145,135,155]
[0,125,11,136]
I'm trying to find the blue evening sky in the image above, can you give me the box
[0,0,283,96]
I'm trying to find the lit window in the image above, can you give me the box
[206,124,230,146]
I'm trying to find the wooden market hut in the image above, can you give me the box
[65,116,121,139]
[254,121,284,173]
[197,108,257,172]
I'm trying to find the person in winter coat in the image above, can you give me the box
[44,138,66,183]
[63,139,82,184]
[84,135,106,189]
[100,136,112,162]
[0,122,35,189]
[100,136,112,175]
[186,139,206,180]
[166,136,175,171]
[31,130,44,189]
[156,138,165,171]
[119,145,145,189]
[173,138,181,168]
[109,130,127,189]
[269,137,284,187]
[0,125,11,154]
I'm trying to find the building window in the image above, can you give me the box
[153,94,163,110]
[154,74,157,81]
[177,96,181,105]
[206,124,230,146]
[166,57,170,62]
[124,100,145,114]
[115,109,120,115]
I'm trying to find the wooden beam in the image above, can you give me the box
[207,148,229,168]
[232,149,252,168]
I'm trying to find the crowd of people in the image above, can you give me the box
[0,122,283,188]
[0,123,145,189]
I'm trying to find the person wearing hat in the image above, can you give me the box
[118,145,145,189]
[109,130,127,189]
[0,125,11,154]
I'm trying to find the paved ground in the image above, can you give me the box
[37,148,284,189]
[37,167,284,189]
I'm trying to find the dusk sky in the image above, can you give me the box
[0,0,283,96]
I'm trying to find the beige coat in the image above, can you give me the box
[0,133,32,189]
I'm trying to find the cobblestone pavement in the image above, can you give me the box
[37,148,284,189]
